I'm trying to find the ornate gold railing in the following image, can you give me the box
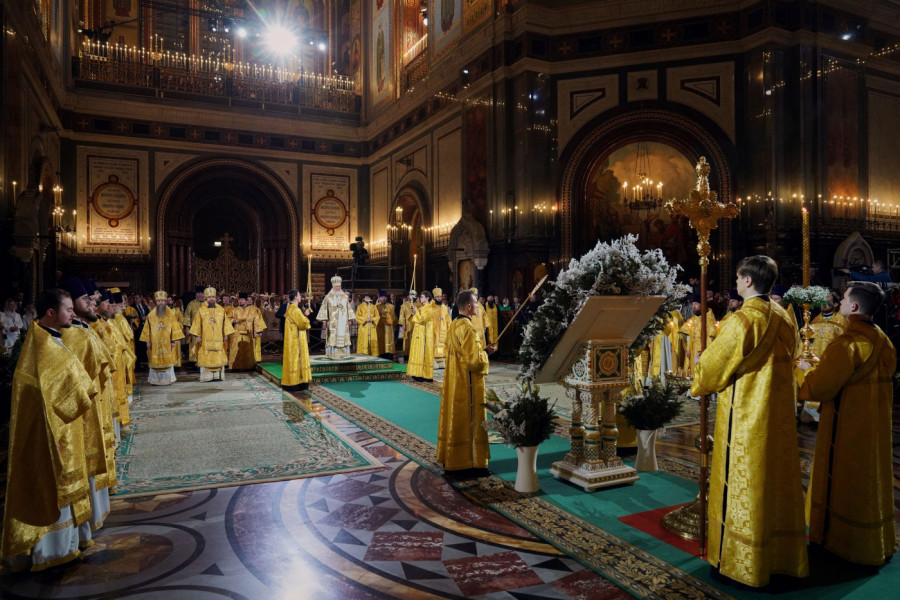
[402,50,429,93]
[74,48,359,114]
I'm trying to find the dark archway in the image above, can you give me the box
[155,158,298,295]
[390,184,431,293]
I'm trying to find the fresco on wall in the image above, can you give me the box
[582,141,695,267]
[371,0,393,105]
[431,0,462,60]
[463,0,491,34]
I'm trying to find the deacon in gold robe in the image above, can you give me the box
[190,287,235,381]
[798,282,896,566]
[60,278,117,533]
[691,256,807,587]
[648,310,686,379]
[717,289,743,328]
[140,291,185,385]
[469,287,488,346]
[437,289,494,472]
[282,290,313,390]
[110,291,136,404]
[355,294,380,356]
[182,287,206,363]
[375,291,396,359]
[167,297,183,367]
[680,294,717,374]
[808,290,848,357]
[228,293,266,370]
[316,276,352,359]
[398,290,419,357]
[1,289,94,572]
[221,294,235,357]
[407,291,436,381]
[771,283,801,333]
[93,291,135,436]
[432,287,451,367]
[484,296,499,345]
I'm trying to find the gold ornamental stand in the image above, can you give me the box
[661,157,738,556]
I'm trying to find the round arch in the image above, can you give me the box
[389,183,432,293]
[155,158,298,293]
[558,106,736,264]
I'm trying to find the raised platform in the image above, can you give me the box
[257,355,406,385]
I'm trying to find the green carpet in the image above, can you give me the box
[258,360,406,384]
[316,380,898,600]
[116,373,381,497]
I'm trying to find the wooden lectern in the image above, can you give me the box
[536,296,665,492]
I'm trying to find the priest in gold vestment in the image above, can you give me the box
[316,276,353,359]
[680,293,717,374]
[140,291,185,385]
[485,296,499,345]
[469,287,488,346]
[355,294,380,356]
[282,290,313,390]
[93,292,134,436]
[398,290,419,357]
[799,282,896,566]
[407,291,435,381]
[691,256,808,587]
[228,293,266,370]
[648,310,686,379]
[190,288,235,381]
[375,291,396,359]
[808,290,848,357]
[432,288,451,367]
[437,290,494,472]
[182,287,205,363]
[1,289,95,572]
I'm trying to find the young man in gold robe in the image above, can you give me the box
[484,295,499,345]
[437,289,494,475]
[398,290,419,359]
[431,287,451,367]
[680,293,717,375]
[798,281,896,567]
[93,291,134,437]
[141,291,185,385]
[691,255,808,588]
[182,287,205,364]
[355,293,380,356]
[469,287,488,346]
[407,291,435,381]
[375,291,396,359]
[60,278,117,534]
[190,287,235,381]
[228,293,266,370]
[1,289,94,572]
[110,290,136,405]
[282,290,313,390]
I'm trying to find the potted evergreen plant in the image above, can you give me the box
[619,377,685,471]
[483,383,556,493]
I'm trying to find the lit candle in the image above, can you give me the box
[307,253,312,295]
[802,206,810,287]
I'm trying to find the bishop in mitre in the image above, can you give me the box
[316,276,352,359]
[282,290,313,390]
[190,287,235,381]
[140,291,185,385]
[228,292,266,370]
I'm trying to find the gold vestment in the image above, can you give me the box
[485,303,499,344]
[436,316,490,470]
[228,305,265,369]
[376,302,396,355]
[190,304,235,368]
[808,311,848,357]
[282,304,312,387]
[470,302,487,346]
[679,308,716,375]
[91,318,133,428]
[398,300,419,354]
[432,302,451,364]
[182,299,204,362]
[355,302,380,356]
[799,320,896,565]
[407,302,435,379]
[315,291,352,358]
[140,308,185,369]
[691,298,808,587]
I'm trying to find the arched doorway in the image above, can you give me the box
[155,159,298,295]
[390,186,430,293]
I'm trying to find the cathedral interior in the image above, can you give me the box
[1,1,899,598]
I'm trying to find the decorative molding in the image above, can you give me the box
[667,62,735,142]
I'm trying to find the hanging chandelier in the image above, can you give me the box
[622,140,665,212]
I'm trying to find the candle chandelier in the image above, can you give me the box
[622,140,665,212]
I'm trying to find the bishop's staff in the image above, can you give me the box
[493,274,548,345]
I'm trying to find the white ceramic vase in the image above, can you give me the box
[635,429,660,472]
[515,445,540,493]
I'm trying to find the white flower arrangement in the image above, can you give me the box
[782,285,831,307]
[518,235,691,382]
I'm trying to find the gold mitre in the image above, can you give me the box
[109,287,121,293]
[204,287,217,297]
[154,291,168,301]
[432,287,442,297]
[471,287,479,295]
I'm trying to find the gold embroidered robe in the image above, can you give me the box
[316,290,352,358]
[470,302,487,346]
[398,300,419,354]
[485,303,499,345]
[282,304,312,387]
[432,302,451,364]
[355,302,380,356]
[648,310,686,377]
[228,305,265,369]
[809,311,848,358]
[437,316,490,470]
[376,302,396,355]
[91,318,133,428]
[190,304,235,369]
[799,320,896,566]
[680,308,717,375]
[140,308,185,369]
[182,299,203,362]
[691,298,808,587]
[407,302,435,379]
[1,325,94,562]
[170,307,183,367]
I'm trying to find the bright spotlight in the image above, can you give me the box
[237,27,247,39]
[318,41,327,52]
[265,24,298,54]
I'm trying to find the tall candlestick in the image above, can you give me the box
[802,206,810,287]
[411,253,417,293]
[307,253,312,294]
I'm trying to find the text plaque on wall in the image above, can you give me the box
[310,173,351,252]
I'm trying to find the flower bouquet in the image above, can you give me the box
[782,285,831,307]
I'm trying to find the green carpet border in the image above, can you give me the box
[304,383,732,600]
